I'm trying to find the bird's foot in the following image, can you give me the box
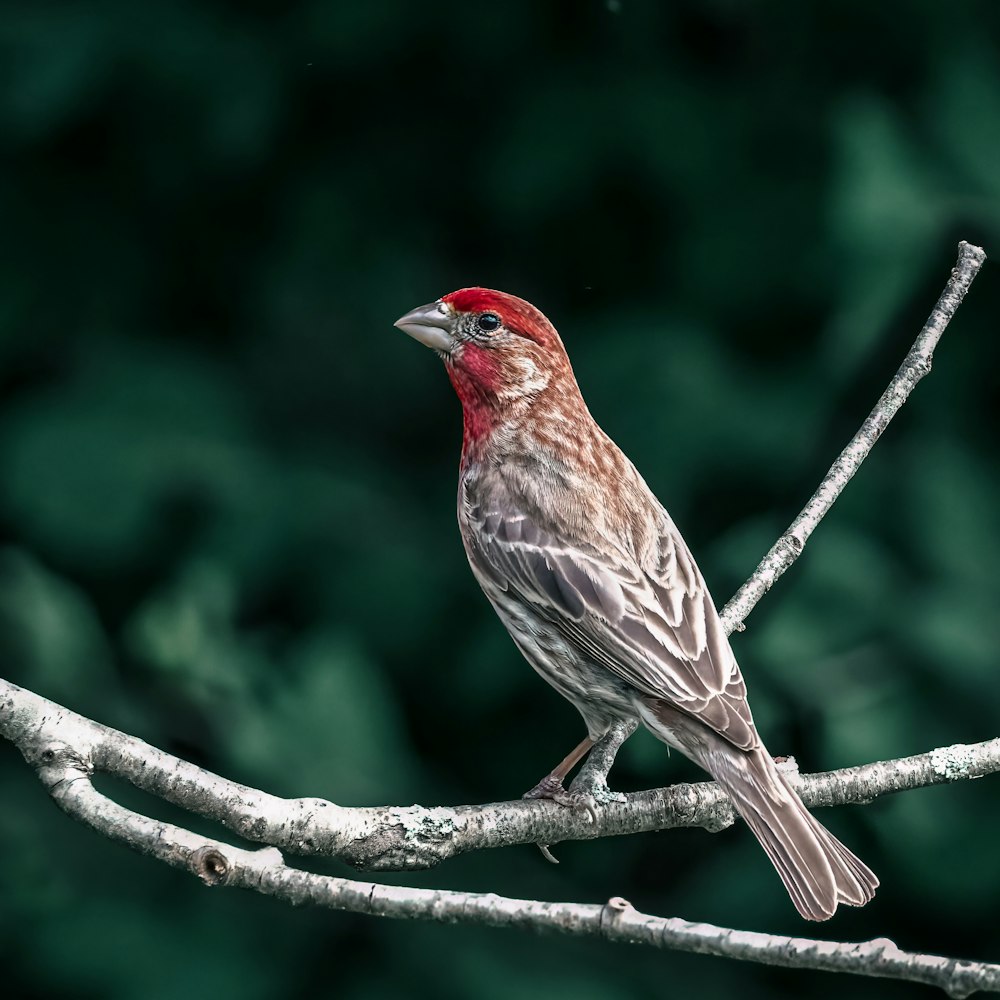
[568,770,627,808]
[522,721,636,862]
[523,776,602,863]
[522,777,600,825]
[562,718,635,809]
[522,770,625,824]
[522,773,569,801]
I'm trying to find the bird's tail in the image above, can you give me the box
[638,701,877,920]
[711,747,877,920]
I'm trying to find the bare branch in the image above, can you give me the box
[3,678,998,870]
[720,241,987,633]
[18,732,1000,998]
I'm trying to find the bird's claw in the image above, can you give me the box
[557,790,600,825]
[522,774,567,801]
[568,772,626,809]
[523,779,598,823]
[523,780,600,825]
[537,843,559,864]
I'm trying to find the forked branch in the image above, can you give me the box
[7,722,998,998]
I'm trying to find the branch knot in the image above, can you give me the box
[33,741,92,789]
[191,846,231,886]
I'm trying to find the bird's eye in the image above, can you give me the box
[476,313,501,333]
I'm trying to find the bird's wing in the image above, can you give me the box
[464,503,758,751]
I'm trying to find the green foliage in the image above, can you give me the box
[1,1,999,997]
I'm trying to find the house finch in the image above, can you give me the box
[395,288,877,920]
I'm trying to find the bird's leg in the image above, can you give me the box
[522,723,636,863]
[522,735,599,860]
[522,735,595,802]
[568,718,637,807]
[522,719,638,828]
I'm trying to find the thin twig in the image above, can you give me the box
[720,241,986,633]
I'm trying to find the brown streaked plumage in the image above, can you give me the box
[394,287,877,921]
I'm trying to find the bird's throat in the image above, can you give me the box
[446,348,507,457]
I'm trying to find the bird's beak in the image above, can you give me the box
[393,300,456,353]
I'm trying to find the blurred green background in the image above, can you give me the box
[2,1,999,997]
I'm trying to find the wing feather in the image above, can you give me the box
[465,500,757,751]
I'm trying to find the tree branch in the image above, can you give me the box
[720,240,987,633]
[12,725,1000,998]
[3,677,998,869]
[0,242,991,993]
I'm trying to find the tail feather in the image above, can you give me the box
[812,819,878,908]
[637,698,877,920]
[709,748,878,920]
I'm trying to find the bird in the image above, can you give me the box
[394,287,877,920]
